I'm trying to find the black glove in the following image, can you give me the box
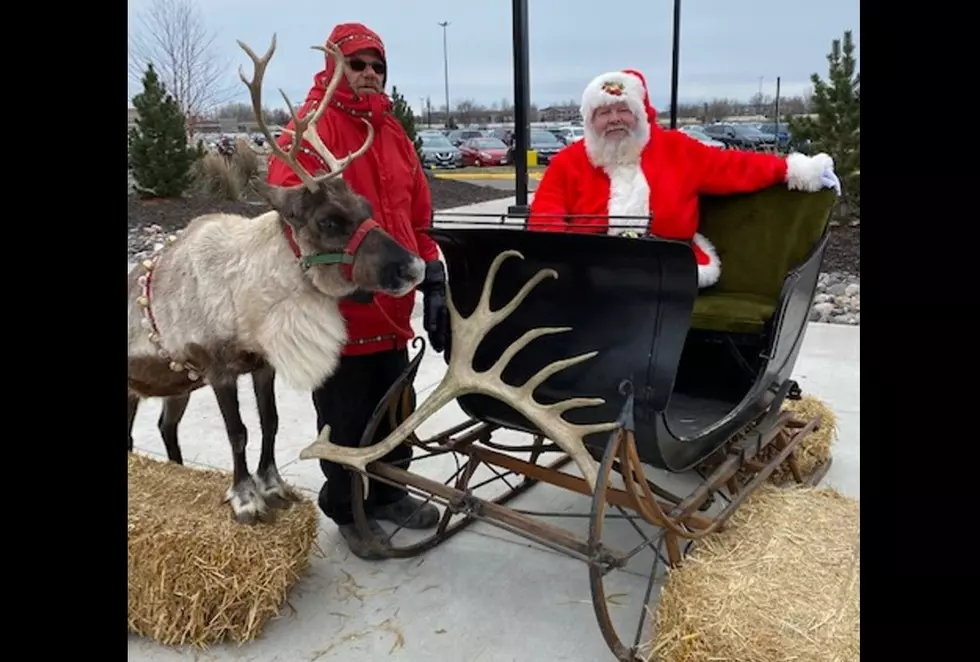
[342,289,374,304]
[420,260,449,353]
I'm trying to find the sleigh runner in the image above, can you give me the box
[298,184,838,661]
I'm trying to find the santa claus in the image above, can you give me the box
[527,68,841,288]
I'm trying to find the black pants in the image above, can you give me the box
[313,348,413,526]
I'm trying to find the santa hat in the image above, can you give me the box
[580,69,655,127]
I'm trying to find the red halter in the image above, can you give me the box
[282,218,380,280]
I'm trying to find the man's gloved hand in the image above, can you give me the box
[342,289,374,304]
[420,260,449,353]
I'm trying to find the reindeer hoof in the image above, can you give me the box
[255,467,300,510]
[225,476,272,524]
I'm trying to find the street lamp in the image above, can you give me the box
[438,21,451,128]
[669,0,681,129]
[509,0,531,214]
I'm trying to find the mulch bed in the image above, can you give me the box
[127,177,513,235]
[822,225,860,275]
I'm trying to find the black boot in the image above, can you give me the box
[337,519,393,561]
[374,495,441,529]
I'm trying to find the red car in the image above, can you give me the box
[459,137,510,167]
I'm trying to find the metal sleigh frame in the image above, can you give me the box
[298,208,834,662]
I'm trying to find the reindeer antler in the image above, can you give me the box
[299,250,620,491]
[236,34,375,192]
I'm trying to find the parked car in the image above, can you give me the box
[679,125,727,148]
[419,133,463,169]
[554,126,585,144]
[530,129,564,164]
[488,127,513,143]
[754,123,788,148]
[459,137,510,167]
[701,123,776,150]
[446,128,486,146]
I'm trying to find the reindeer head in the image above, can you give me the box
[239,34,425,299]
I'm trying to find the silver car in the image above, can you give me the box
[679,125,728,149]
[419,133,463,169]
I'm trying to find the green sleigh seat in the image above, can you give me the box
[691,185,837,334]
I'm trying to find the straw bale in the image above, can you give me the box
[703,394,838,486]
[649,484,859,662]
[769,394,838,484]
[128,452,320,647]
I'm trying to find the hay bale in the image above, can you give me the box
[769,394,838,485]
[696,395,837,486]
[649,484,859,662]
[128,452,320,647]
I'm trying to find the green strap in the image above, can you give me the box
[299,252,355,270]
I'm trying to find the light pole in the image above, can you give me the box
[509,0,530,214]
[669,0,681,128]
[438,21,451,128]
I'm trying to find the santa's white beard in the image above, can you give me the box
[583,121,650,169]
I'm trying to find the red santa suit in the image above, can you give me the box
[528,68,836,288]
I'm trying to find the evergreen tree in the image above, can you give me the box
[128,64,202,198]
[789,30,860,222]
[390,86,424,164]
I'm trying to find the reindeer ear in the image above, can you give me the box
[258,183,304,226]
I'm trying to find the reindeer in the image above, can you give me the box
[127,34,426,525]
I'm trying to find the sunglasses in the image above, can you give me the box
[348,59,386,75]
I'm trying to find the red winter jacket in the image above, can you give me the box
[266,24,439,357]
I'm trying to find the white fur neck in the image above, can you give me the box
[243,212,348,391]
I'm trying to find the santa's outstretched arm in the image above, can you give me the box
[681,134,840,196]
[527,154,573,232]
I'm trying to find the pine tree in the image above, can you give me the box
[390,86,424,164]
[789,30,860,223]
[128,64,202,198]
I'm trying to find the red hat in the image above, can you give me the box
[580,68,658,126]
[329,23,385,61]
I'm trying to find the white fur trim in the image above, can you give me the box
[605,164,650,235]
[581,71,649,126]
[693,232,721,288]
[785,152,834,192]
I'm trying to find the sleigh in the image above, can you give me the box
[300,183,838,661]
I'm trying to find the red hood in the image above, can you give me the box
[306,22,392,125]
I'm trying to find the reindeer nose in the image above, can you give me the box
[402,256,426,285]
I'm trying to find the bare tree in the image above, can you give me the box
[128,0,235,124]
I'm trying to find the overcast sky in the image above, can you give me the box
[127,0,859,113]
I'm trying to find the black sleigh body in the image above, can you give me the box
[430,185,837,473]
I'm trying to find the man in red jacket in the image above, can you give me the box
[266,23,448,560]
[528,68,840,288]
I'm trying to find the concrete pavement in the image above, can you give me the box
[127,196,859,662]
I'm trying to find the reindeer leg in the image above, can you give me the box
[252,363,298,508]
[128,394,139,453]
[157,394,190,464]
[213,381,269,524]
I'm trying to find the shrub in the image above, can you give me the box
[192,142,265,201]
[128,64,202,198]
